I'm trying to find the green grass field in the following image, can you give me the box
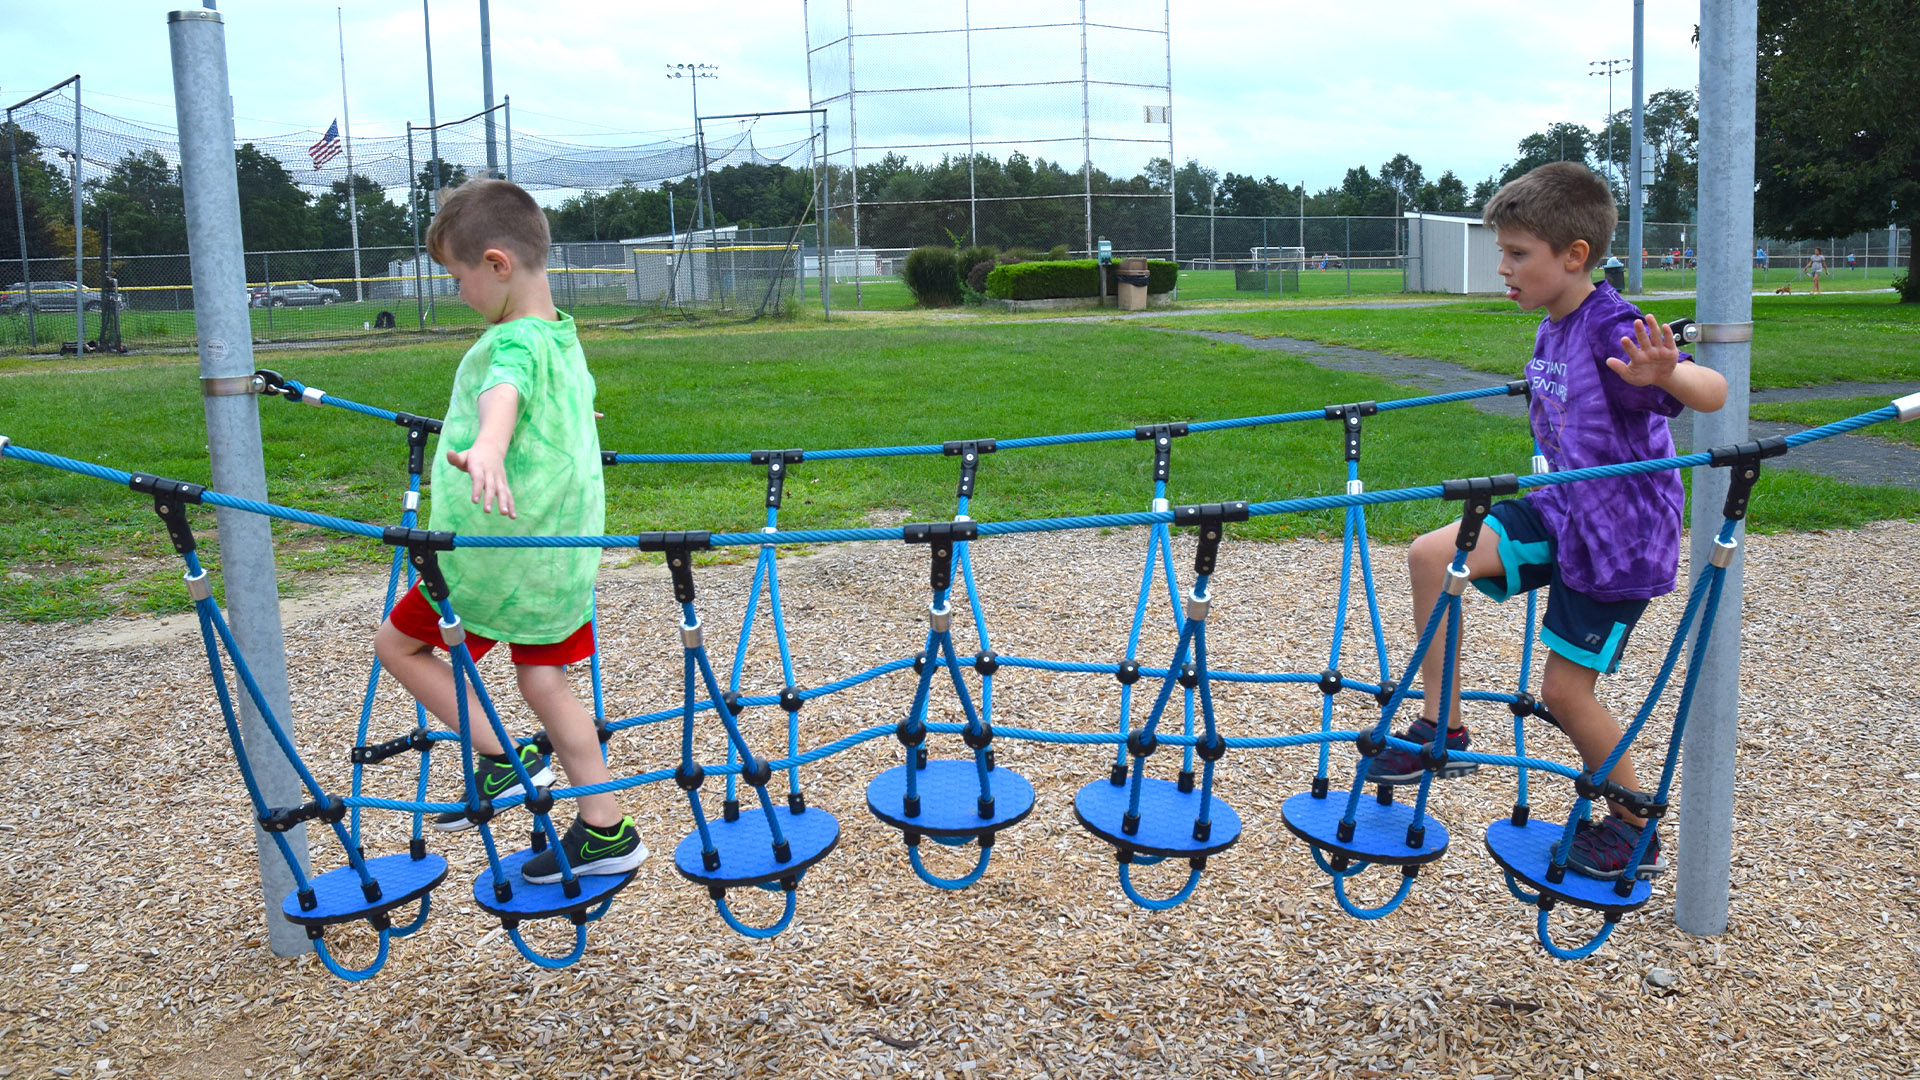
[1144,293,1920,390]
[2,307,1915,622]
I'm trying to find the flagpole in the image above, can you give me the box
[337,7,364,303]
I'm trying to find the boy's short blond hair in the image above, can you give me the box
[424,178,550,269]
[1482,162,1616,271]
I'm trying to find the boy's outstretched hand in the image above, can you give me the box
[1606,314,1681,387]
[446,443,516,518]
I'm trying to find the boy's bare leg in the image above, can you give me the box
[374,619,506,757]
[1406,523,1507,731]
[1540,651,1645,824]
[516,663,621,829]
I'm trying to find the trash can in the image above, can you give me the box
[1601,256,1626,290]
[1117,256,1151,311]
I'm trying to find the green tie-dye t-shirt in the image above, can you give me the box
[423,313,604,644]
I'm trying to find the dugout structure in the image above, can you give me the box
[805,0,1175,282]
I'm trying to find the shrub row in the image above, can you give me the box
[983,259,1177,301]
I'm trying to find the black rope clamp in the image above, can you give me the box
[904,519,978,592]
[1441,474,1520,551]
[130,473,208,555]
[751,449,805,508]
[253,368,303,402]
[1322,401,1377,462]
[261,795,346,833]
[351,727,432,765]
[382,527,456,601]
[1318,668,1343,696]
[1115,659,1142,686]
[942,439,997,499]
[1133,422,1189,484]
[1172,501,1249,576]
[1708,435,1788,521]
[392,413,443,476]
[637,531,714,603]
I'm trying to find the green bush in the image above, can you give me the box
[901,246,961,307]
[957,245,999,275]
[1047,244,1070,261]
[983,259,1179,301]
[1894,270,1918,304]
[965,259,997,296]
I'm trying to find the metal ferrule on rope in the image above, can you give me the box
[1709,536,1738,569]
[1442,563,1472,596]
[301,385,326,407]
[1184,588,1211,623]
[681,620,704,649]
[928,604,952,633]
[403,490,419,512]
[185,567,213,602]
[438,617,464,648]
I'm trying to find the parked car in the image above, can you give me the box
[249,282,342,308]
[3,280,125,314]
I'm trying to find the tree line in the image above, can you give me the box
[2,0,1914,276]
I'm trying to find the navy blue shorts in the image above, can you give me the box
[1470,498,1649,674]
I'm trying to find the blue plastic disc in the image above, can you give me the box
[472,847,634,920]
[673,803,840,889]
[1484,818,1652,913]
[1281,790,1449,865]
[282,851,448,927]
[1074,776,1242,859]
[866,758,1035,837]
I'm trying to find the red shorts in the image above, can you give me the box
[385,586,596,667]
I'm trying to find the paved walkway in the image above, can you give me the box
[1152,327,1920,491]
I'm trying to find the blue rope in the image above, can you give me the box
[1118,861,1202,910]
[715,890,798,938]
[1537,910,1617,960]
[907,843,992,890]
[507,923,589,968]
[312,933,391,981]
[1332,870,1418,919]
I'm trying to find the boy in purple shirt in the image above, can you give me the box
[1368,163,1727,879]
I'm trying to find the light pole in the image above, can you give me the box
[666,63,719,233]
[55,148,83,345]
[1589,57,1630,201]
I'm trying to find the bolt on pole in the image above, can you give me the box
[168,5,312,958]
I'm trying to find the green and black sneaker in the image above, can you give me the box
[521,816,649,884]
[431,743,553,832]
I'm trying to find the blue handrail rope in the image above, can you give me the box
[6,383,1905,976]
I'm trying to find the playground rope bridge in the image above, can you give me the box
[4,371,1915,980]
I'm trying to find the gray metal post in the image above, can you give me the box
[7,113,35,346]
[964,0,977,246]
[407,123,425,329]
[503,95,512,182]
[71,84,85,349]
[168,6,311,958]
[337,7,364,303]
[423,0,441,208]
[1078,0,1093,257]
[479,0,498,176]
[844,0,862,308]
[1627,0,1645,293]
[1676,0,1756,938]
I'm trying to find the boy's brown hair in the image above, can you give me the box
[1482,162,1616,271]
[424,178,550,268]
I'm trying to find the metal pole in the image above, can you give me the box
[423,0,441,208]
[503,95,512,181]
[72,82,85,349]
[1079,0,1093,257]
[1262,217,1268,298]
[844,0,862,308]
[7,113,36,346]
[964,0,976,246]
[168,6,310,958]
[1345,215,1352,295]
[1676,0,1755,939]
[337,8,364,303]
[818,120,830,322]
[407,123,425,329]
[479,0,498,176]
[1163,0,1174,261]
[1628,0,1645,293]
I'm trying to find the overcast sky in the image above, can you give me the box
[0,1,1704,194]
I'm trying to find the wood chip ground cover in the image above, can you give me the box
[0,524,1914,1080]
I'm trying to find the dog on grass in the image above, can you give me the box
[1774,283,1793,294]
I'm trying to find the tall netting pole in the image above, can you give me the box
[1676,0,1756,938]
[337,7,364,303]
[71,80,85,350]
[6,110,35,346]
[168,6,311,958]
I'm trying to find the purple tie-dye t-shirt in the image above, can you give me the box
[1526,281,1689,602]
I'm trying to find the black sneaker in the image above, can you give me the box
[1566,815,1667,880]
[1366,718,1477,783]
[522,816,649,884]
[431,743,553,832]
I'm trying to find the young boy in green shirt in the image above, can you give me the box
[373,178,645,884]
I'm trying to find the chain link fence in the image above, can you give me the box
[2,231,808,351]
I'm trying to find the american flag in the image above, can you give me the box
[308,120,343,170]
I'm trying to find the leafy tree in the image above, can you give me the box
[1171,159,1218,216]
[411,158,469,233]
[1417,171,1470,213]
[234,144,314,251]
[0,122,62,260]
[1500,122,1596,185]
[85,149,186,256]
[312,174,411,250]
[1755,0,1919,279]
